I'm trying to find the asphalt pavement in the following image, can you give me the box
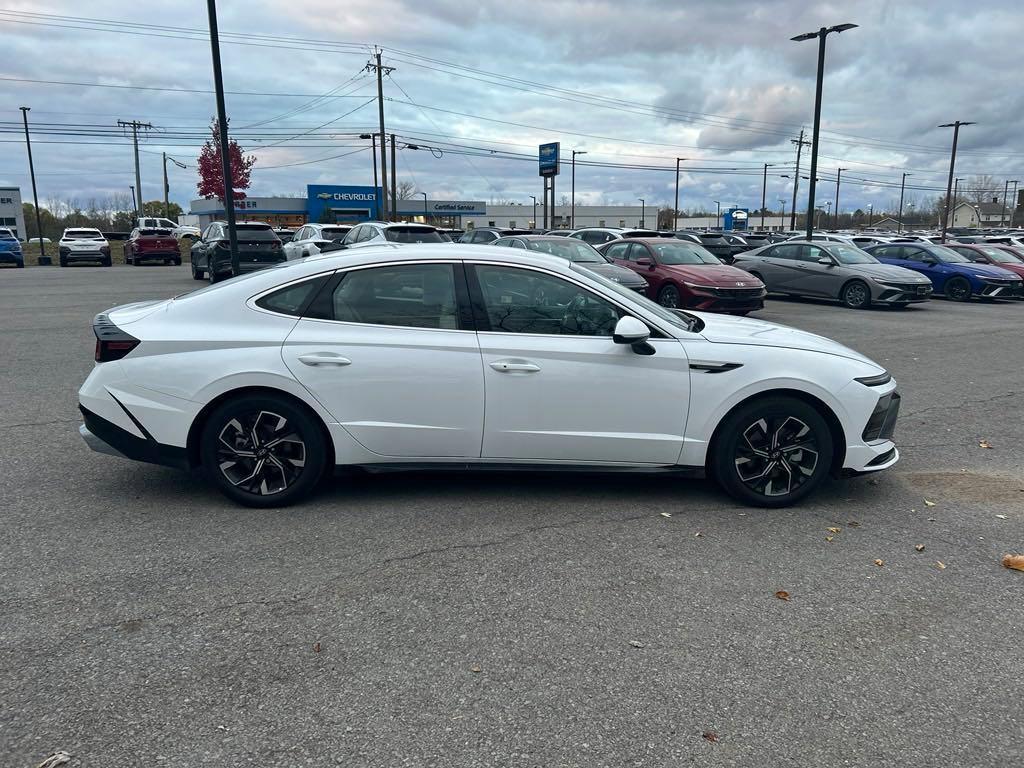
[1,264,1022,767]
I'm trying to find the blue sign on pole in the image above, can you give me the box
[539,142,560,177]
[724,208,750,231]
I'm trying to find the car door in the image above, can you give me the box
[753,244,800,292]
[194,224,215,270]
[281,262,484,458]
[126,228,139,261]
[789,244,838,297]
[467,262,689,464]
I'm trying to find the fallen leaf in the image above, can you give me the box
[936,561,946,570]
[928,517,936,522]
[873,559,885,567]
[702,731,719,744]
[848,520,861,527]
[470,665,482,673]
[827,527,841,534]
[694,532,703,538]
[995,514,1007,520]
[1002,554,1024,572]
[313,642,321,653]
[660,512,672,518]
[915,544,925,552]
[774,590,790,601]
[979,439,993,449]
[924,500,936,507]
[216,725,228,732]
[34,753,72,768]
[825,536,834,543]
[629,640,645,649]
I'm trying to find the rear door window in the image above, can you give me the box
[330,264,460,329]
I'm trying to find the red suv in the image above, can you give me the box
[125,227,181,266]
[600,237,766,314]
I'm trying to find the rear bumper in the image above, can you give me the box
[79,405,189,469]
[211,256,285,274]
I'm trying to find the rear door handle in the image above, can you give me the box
[489,360,541,373]
[297,353,352,367]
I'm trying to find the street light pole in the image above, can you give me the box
[638,198,645,228]
[938,121,975,243]
[760,163,771,231]
[1001,179,1010,227]
[867,203,873,228]
[129,185,137,213]
[713,200,721,230]
[420,191,428,222]
[779,199,787,230]
[19,107,49,265]
[897,172,911,232]
[529,195,537,229]
[1011,181,1020,227]
[834,167,846,229]
[571,150,587,229]
[674,157,685,231]
[205,0,239,276]
[791,23,857,242]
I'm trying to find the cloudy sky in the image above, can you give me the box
[1,0,1022,219]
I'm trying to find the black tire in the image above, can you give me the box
[841,279,871,309]
[173,257,182,266]
[191,261,204,280]
[200,394,327,508]
[209,266,222,284]
[945,276,971,302]
[102,257,112,267]
[59,255,68,267]
[710,395,834,508]
[658,283,682,309]
[125,251,133,265]
[16,262,24,268]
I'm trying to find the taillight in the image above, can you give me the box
[93,314,140,362]
[271,241,281,249]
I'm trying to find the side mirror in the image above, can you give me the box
[613,316,655,355]
[635,257,653,267]
[817,257,834,266]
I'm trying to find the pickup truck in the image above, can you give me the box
[138,217,201,242]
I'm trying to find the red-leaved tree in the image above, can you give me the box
[196,118,255,201]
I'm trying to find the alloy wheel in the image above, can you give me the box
[734,416,819,498]
[946,278,970,301]
[843,282,869,308]
[216,410,307,496]
[659,285,681,308]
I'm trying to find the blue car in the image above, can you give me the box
[0,228,24,268]
[864,242,1023,301]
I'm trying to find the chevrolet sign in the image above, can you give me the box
[317,192,375,201]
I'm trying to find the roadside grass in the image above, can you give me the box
[17,240,192,267]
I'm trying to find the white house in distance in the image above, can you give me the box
[947,198,1015,228]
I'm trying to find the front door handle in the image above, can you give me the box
[298,353,352,367]
[489,360,541,373]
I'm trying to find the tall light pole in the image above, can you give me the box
[1011,180,1020,227]
[867,203,873,228]
[360,134,379,212]
[571,150,587,229]
[825,200,832,227]
[792,23,857,242]
[938,121,975,243]
[19,107,49,265]
[713,200,721,230]
[638,198,645,228]
[674,157,686,231]
[129,185,137,213]
[1001,179,1011,227]
[760,163,775,231]
[897,172,911,232]
[907,202,916,228]
[779,199,787,231]
[419,191,428,222]
[529,195,537,229]
[833,167,846,229]
[205,0,239,276]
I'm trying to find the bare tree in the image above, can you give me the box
[395,180,417,200]
[965,175,999,204]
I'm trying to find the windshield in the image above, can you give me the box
[526,238,604,263]
[0,229,15,240]
[978,247,1022,263]
[931,246,971,263]
[830,245,878,265]
[651,242,720,265]
[571,263,699,333]
[234,226,278,241]
[66,230,104,239]
[320,227,351,238]
[384,227,445,243]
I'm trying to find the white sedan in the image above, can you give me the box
[78,244,901,508]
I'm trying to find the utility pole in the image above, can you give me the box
[674,158,685,231]
[129,185,137,213]
[163,153,170,218]
[19,107,49,264]
[938,121,974,243]
[1011,180,1020,227]
[834,167,846,230]
[366,49,394,222]
[779,199,787,231]
[789,130,809,230]
[530,195,537,228]
[897,172,911,233]
[118,119,152,222]
[1001,179,1010,227]
[760,163,770,231]
[205,0,239,275]
[390,134,397,222]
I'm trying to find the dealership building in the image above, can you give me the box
[189,185,652,230]
[0,187,26,239]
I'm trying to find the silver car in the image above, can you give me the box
[733,240,933,309]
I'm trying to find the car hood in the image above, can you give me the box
[851,263,931,282]
[664,263,764,286]
[993,262,1024,277]
[947,262,1020,279]
[697,312,880,367]
[581,262,646,285]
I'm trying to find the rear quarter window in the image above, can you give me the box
[254,275,331,316]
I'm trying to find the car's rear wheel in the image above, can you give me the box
[200,395,327,508]
[945,276,971,301]
[191,261,204,280]
[658,284,681,308]
[710,395,833,508]
[102,257,112,267]
[841,279,871,309]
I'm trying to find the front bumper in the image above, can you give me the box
[978,280,1024,298]
[873,283,933,304]
[685,286,766,313]
[0,251,23,265]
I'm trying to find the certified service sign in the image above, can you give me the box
[539,142,560,177]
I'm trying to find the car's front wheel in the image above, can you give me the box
[200,395,327,508]
[710,395,833,508]
[841,279,871,309]
[658,283,682,308]
[945,276,971,302]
